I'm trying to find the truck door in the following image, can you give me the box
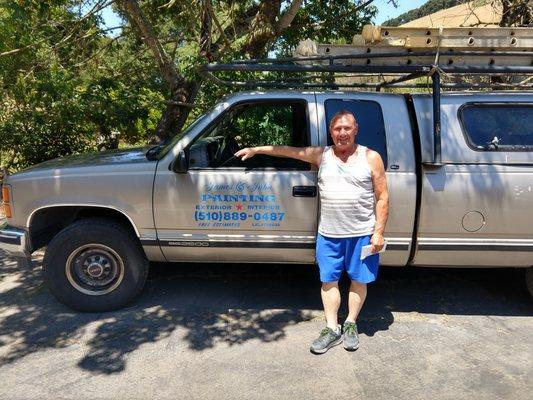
[315,93,417,266]
[152,94,319,263]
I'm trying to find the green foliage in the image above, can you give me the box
[0,0,381,171]
[0,68,96,169]
[232,105,293,147]
[275,1,377,55]
[80,77,164,144]
[0,0,166,170]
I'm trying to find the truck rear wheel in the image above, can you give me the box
[43,218,149,312]
[526,267,533,298]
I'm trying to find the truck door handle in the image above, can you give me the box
[292,186,317,197]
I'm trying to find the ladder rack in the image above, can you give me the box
[199,25,533,165]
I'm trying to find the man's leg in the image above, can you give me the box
[321,281,341,330]
[342,235,378,351]
[340,280,366,351]
[310,281,343,354]
[346,280,367,323]
[311,234,343,354]
[345,234,378,323]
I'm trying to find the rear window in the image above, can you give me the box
[324,99,387,166]
[460,103,533,151]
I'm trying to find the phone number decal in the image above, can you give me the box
[194,211,285,222]
[194,180,286,228]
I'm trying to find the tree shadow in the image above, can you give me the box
[1,249,531,375]
[0,252,329,375]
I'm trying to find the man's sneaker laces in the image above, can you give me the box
[310,326,342,354]
[342,321,359,351]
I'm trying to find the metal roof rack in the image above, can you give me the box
[199,26,533,165]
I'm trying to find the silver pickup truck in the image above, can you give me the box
[1,90,532,311]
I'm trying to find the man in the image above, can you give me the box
[235,110,389,354]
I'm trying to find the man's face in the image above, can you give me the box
[330,114,358,149]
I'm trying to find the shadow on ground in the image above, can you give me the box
[0,249,531,374]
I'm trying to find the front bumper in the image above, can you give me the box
[0,222,30,258]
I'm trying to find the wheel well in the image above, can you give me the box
[29,206,139,252]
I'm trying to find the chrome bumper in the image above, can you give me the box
[0,222,30,258]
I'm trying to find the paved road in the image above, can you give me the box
[0,250,531,400]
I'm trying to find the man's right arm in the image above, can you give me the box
[234,146,324,167]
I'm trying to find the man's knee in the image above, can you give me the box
[322,281,339,291]
[350,280,367,290]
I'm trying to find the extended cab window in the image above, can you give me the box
[460,103,533,151]
[188,101,310,169]
[325,99,387,166]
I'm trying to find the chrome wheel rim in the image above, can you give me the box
[65,244,125,296]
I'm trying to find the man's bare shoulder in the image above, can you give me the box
[364,148,385,169]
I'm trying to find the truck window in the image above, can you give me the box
[324,99,387,166]
[188,101,310,170]
[460,103,533,151]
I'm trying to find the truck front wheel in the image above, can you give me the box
[43,218,149,312]
[526,267,533,298]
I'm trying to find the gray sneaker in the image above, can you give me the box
[342,321,359,351]
[310,326,342,354]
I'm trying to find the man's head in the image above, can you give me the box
[329,110,358,150]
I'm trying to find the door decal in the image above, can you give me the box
[193,180,286,229]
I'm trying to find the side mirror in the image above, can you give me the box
[170,150,189,173]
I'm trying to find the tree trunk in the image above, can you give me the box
[118,0,306,142]
[244,0,281,58]
[154,79,199,144]
[243,0,304,58]
[117,0,194,142]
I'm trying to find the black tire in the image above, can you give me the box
[526,267,533,298]
[43,218,149,312]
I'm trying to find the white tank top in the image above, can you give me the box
[317,145,376,238]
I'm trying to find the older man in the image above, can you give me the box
[235,110,389,354]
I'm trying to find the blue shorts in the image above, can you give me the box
[316,233,379,283]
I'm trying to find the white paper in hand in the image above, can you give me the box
[360,240,388,260]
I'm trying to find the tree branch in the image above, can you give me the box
[205,0,231,52]
[1,0,115,58]
[116,0,181,90]
[354,0,376,13]
[72,33,126,67]
[276,0,303,33]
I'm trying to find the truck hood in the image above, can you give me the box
[16,146,153,173]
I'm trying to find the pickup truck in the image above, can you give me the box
[1,90,532,311]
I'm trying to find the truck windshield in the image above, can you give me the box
[155,111,210,160]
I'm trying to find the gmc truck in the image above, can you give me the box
[0,26,533,311]
[1,89,533,311]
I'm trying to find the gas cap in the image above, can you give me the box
[462,211,485,232]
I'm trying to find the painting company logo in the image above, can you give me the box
[195,180,283,228]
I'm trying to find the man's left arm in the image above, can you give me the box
[367,150,389,252]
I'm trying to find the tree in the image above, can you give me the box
[0,0,380,170]
[500,0,532,26]
[115,0,378,142]
[0,0,165,170]
[0,0,103,170]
